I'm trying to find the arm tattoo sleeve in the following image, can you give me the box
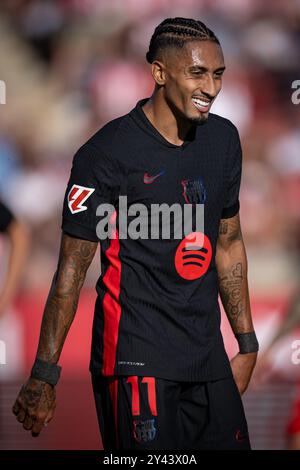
[217,214,253,334]
[218,215,242,242]
[36,233,98,363]
[218,262,245,328]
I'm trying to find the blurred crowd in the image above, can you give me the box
[0,0,300,295]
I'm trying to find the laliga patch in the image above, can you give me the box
[68,184,95,214]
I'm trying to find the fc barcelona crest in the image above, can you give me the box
[181,177,207,205]
[133,418,157,443]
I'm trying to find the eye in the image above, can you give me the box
[214,72,224,79]
[192,70,205,76]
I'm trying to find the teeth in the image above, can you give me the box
[192,98,210,108]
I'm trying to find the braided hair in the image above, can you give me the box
[146,17,220,64]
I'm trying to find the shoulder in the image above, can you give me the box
[207,113,240,142]
[73,114,130,171]
[86,114,130,156]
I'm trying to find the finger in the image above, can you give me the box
[31,419,45,437]
[12,401,20,415]
[16,409,26,423]
[45,402,56,424]
[23,414,35,431]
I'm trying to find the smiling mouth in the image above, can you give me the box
[191,96,211,112]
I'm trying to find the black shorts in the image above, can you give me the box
[91,374,251,450]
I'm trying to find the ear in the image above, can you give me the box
[151,60,166,86]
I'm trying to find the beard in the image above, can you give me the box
[165,95,209,127]
[187,113,209,125]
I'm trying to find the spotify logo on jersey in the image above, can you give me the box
[175,232,212,280]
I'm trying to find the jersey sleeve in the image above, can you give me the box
[221,127,242,219]
[0,200,14,233]
[61,142,121,242]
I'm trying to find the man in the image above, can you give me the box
[12,17,258,449]
[0,199,29,380]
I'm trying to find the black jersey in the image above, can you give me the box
[0,200,14,233]
[61,98,242,382]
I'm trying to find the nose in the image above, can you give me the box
[201,73,218,98]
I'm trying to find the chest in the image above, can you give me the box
[124,144,226,212]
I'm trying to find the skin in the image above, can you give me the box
[12,38,256,436]
[0,218,30,317]
[144,39,257,394]
[143,40,225,146]
[12,233,97,436]
[216,214,257,394]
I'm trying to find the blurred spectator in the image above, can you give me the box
[0,200,30,317]
[0,0,299,449]
[254,289,300,449]
[0,200,30,381]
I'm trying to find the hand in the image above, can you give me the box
[12,378,56,437]
[230,352,257,395]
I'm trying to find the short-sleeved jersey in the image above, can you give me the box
[61,98,242,382]
[0,200,14,233]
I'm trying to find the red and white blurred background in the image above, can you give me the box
[0,0,300,450]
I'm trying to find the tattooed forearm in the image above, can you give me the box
[218,215,242,242]
[219,220,228,235]
[218,262,245,331]
[216,213,254,334]
[36,233,97,363]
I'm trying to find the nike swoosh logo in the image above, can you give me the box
[143,170,165,184]
[235,430,247,442]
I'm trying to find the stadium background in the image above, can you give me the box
[0,0,299,450]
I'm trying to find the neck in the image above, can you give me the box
[142,90,193,146]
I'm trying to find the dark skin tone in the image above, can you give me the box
[143,40,226,145]
[144,40,257,393]
[12,233,97,436]
[216,213,257,394]
[13,39,256,437]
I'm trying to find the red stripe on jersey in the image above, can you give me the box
[108,377,119,448]
[127,376,140,416]
[142,377,157,416]
[102,213,122,376]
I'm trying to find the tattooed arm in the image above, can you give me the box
[216,213,257,394]
[12,232,98,436]
[216,213,253,334]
